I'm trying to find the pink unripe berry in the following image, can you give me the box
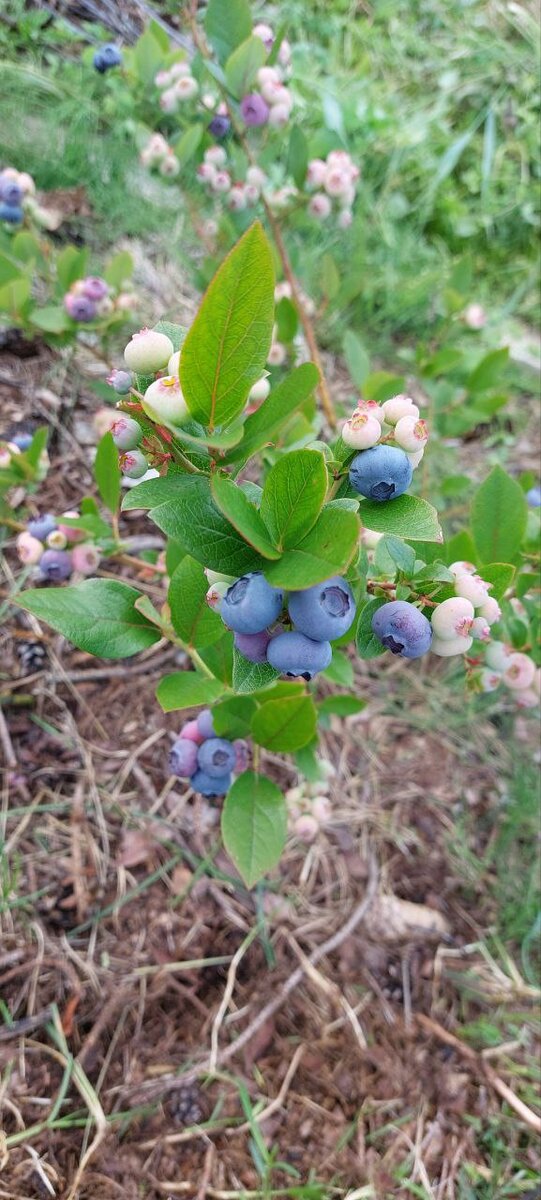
[449,560,476,577]
[142,376,188,425]
[124,328,173,373]
[71,543,100,575]
[454,574,490,607]
[206,581,229,610]
[228,185,247,211]
[204,145,227,166]
[240,93,269,127]
[197,162,217,185]
[175,76,198,100]
[170,61,191,80]
[480,668,502,692]
[485,641,513,671]
[514,688,538,708]
[180,719,204,745]
[355,399,384,422]
[381,394,419,425]
[268,103,291,127]
[503,653,536,691]
[160,154,180,177]
[294,814,319,842]
[155,69,172,88]
[311,796,331,823]
[431,596,475,640]
[478,597,501,625]
[16,531,43,565]
[431,634,473,657]
[361,528,383,549]
[244,183,260,206]
[324,167,350,197]
[471,616,491,642]
[246,165,266,189]
[160,87,179,114]
[394,415,429,452]
[306,159,327,188]
[337,209,353,230]
[58,512,85,543]
[253,24,275,51]
[463,303,487,330]
[342,412,382,450]
[212,170,232,193]
[308,193,332,219]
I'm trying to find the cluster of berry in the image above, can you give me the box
[155,60,199,113]
[169,708,248,797]
[480,642,540,709]
[109,329,187,480]
[286,760,335,842]
[140,132,180,178]
[93,44,122,73]
[370,562,501,662]
[208,572,356,681]
[240,65,294,130]
[64,277,112,324]
[0,166,36,226]
[197,148,267,211]
[344,394,428,503]
[16,513,100,581]
[306,151,360,229]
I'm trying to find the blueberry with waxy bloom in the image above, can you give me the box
[169,738,199,778]
[196,738,237,778]
[191,769,231,797]
[240,93,269,127]
[288,576,356,642]
[220,573,283,635]
[38,549,72,581]
[349,444,413,502]
[371,601,432,660]
[266,630,332,680]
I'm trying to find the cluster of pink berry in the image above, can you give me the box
[479,642,540,708]
[140,133,180,177]
[306,151,360,229]
[285,760,335,843]
[154,59,198,113]
[197,147,267,211]
[240,64,294,130]
[64,277,136,324]
[342,394,429,469]
[429,562,501,658]
[16,513,100,582]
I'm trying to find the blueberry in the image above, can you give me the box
[0,203,23,225]
[349,445,413,502]
[234,629,271,663]
[191,769,232,797]
[38,549,72,581]
[371,600,432,659]
[240,93,269,127]
[208,114,231,139]
[111,417,142,451]
[9,431,33,451]
[169,738,199,778]
[64,294,97,323]
[93,44,122,73]
[27,513,57,540]
[196,738,237,778]
[108,369,133,395]
[220,573,283,635]
[288,576,356,642]
[120,449,148,479]
[197,708,216,739]
[267,631,332,680]
[0,181,23,206]
[527,486,541,508]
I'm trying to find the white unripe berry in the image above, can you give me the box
[407,448,425,469]
[394,415,429,452]
[142,376,189,425]
[168,351,180,377]
[485,641,513,671]
[204,145,227,166]
[431,634,473,657]
[124,329,173,373]
[515,689,539,708]
[449,560,476,577]
[454,573,491,607]
[342,412,382,450]
[480,668,502,692]
[309,193,332,219]
[431,597,475,640]
[381,394,419,425]
[478,597,501,625]
[471,616,491,642]
[503,653,536,691]
[248,376,271,404]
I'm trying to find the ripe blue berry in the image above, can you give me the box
[196,738,237,778]
[169,738,199,778]
[38,549,72,581]
[527,486,541,508]
[111,417,142,451]
[0,203,23,224]
[197,708,216,739]
[27,513,57,541]
[64,294,97,323]
[288,576,356,642]
[234,630,271,663]
[93,44,122,73]
[267,631,332,680]
[9,431,33,451]
[108,369,133,395]
[208,115,231,138]
[349,445,413,502]
[220,573,283,635]
[191,769,231,797]
[371,600,432,659]
[240,94,270,126]
[0,181,23,206]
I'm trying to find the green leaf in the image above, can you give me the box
[222,772,287,887]
[104,250,133,289]
[362,372,405,403]
[156,671,225,712]
[0,253,22,286]
[94,432,121,515]
[343,330,370,388]
[180,223,274,431]
[55,245,88,291]
[211,474,281,559]
[17,580,160,659]
[263,507,360,589]
[122,470,191,512]
[468,348,509,393]
[480,562,516,599]
[275,297,298,343]
[151,476,265,576]
[153,321,186,352]
[199,633,234,685]
[23,426,48,470]
[471,467,527,564]
[260,449,328,551]
[380,535,416,575]
[212,696,256,738]
[321,254,340,300]
[222,363,319,465]
[287,126,309,188]
[359,495,442,542]
[251,695,317,752]
[225,35,266,98]
[56,513,111,539]
[29,304,69,333]
[132,27,165,85]
[232,647,279,693]
[356,598,386,659]
[321,650,354,687]
[205,0,252,63]
[318,695,365,717]
[168,556,224,648]
[174,123,204,169]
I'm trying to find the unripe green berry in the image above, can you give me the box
[124,328,174,373]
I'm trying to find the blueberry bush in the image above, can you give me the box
[14,222,539,887]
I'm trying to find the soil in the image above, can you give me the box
[1,260,540,1200]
